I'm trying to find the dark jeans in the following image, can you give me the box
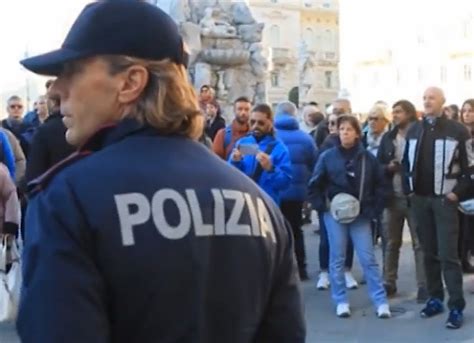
[280,201,306,271]
[318,211,354,271]
[412,195,465,310]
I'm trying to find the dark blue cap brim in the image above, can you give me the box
[20,48,90,76]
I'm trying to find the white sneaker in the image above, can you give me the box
[345,271,358,289]
[316,271,330,290]
[377,304,391,319]
[336,303,351,318]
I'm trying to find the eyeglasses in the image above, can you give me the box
[329,120,337,126]
[250,119,267,126]
[9,104,23,110]
[368,117,380,121]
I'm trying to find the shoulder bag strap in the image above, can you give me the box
[358,155,366,201]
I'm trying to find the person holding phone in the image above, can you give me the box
[230,104,292,206]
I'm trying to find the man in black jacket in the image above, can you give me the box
[25,94,75,183]
[402,87,470,329]
[377,100,426,302]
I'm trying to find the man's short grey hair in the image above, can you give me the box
[275,101,297,116]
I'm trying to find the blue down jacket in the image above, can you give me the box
[229,133,292,205]
[275,114,317,201]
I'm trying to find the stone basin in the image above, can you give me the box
[200,49,250,66]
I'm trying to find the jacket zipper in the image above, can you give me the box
[440,139,446,194]
[412,126,424,190]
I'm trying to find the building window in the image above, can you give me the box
[418,67,424,82]
[463,17,472,39]
[440,66,447,83]
[304,28,314,47]
[323,29,333,52]
[270,0,278,3]
[465,64,472,81]
[269,25,280,47]
[271,72,280,87]
[325,71,333,89]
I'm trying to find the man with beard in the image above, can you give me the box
[377,100,427,302]
[212,96,251,159]
[229,104,291,206]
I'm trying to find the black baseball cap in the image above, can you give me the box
[20,0,188,76]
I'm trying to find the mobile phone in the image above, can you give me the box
[239,144,259,156]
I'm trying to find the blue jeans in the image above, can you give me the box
[324,213,387,308]
[318,211,354,270]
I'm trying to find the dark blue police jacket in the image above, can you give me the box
[17,118,305,343]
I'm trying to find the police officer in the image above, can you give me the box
[17,1,305,342]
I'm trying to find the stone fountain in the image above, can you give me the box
[153,0,268,120]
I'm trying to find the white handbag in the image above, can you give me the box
[0,235,21,323]
[330,156,366,224]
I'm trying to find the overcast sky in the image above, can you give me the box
[0,0,90,93]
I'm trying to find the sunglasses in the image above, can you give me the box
[250,119,266,126]
[9,104,23,110]
[368,117,380,121]
[329,120,337,126]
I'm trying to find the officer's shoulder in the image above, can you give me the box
[28,150,93,197]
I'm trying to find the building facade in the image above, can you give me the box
[340,0,474,112]
[249,0,340,109]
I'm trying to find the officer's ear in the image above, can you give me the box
[116,64,149,105]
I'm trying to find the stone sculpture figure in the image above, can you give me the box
[200,7,238,38]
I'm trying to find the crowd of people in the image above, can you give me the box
[201,84,474,328]
[0,82,75,239]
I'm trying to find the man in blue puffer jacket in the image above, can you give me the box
[274,101,317,280]
[229,104,292,206]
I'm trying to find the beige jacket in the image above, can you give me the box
[0,163,20,234]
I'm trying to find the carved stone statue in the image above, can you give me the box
[154,1,268,121]
[298,41,316,101]
[199,8,237,38]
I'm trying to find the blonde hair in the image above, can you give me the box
[369,104,391,122]
[103,55,203,140]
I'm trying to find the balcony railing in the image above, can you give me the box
[271,47,295,65]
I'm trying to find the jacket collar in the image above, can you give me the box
[79,118,147,153]
[337,141,365,156]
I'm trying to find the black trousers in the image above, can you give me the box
[280,200,306,271]
[459,213,474,263]
[412,196,465,310]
